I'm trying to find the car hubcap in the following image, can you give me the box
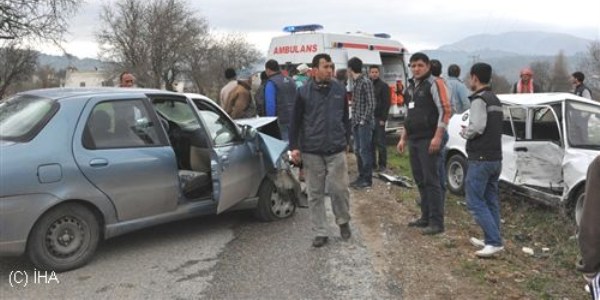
[46,216,86,258]
[448,161,464,190]
[270,189,294,218]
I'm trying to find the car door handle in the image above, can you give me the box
[89,158,109,167]
[515,147,528,152]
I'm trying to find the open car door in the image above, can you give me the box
[509,104,564,191]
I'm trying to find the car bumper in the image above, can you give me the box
[0,193,60,256]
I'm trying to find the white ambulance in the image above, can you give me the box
[266,24,409,133]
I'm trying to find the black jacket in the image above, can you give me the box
[289,79,350,155]
[372,78,391,122]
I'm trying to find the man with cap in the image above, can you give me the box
[224,70,256,119]
[294,64,311,88]
[512,67,541,93]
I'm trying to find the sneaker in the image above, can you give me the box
[421,226,444,235]
[475,245,504,258]
[312,236,328,248]
[352,181,372,189]
[340,223,351,240]
[469,237,485,248]
[349,179,361,188]
[407,218,428,228]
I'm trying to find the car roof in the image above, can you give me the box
[15,87,184,100]
[498,92,599,106]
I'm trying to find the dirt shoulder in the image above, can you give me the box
[348,152,587,299]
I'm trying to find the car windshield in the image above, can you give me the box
[566,101,600,149]
[0,95,57,142]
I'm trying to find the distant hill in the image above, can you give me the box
[438,31,591,56]
[38,53,106,71]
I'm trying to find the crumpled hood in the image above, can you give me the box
[235,116,278,129]
[257,132,289,169]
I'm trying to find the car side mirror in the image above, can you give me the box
[241,124,257,140]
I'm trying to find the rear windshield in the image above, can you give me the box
[0,95,58,142]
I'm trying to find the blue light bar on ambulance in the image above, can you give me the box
[283,24,324,33]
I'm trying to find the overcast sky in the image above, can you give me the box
[41,0,600,59]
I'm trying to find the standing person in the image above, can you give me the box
[348,57,375,189]
[396,52,451,235]
[578,155,600,296]
[430,59,452,205]
[294,63,311,88]
[571,71,593,100]
[289,53,351,248]
[224,75,256,119]
[461,62,505,258]
[446,64,471,114]
[220,68,237,108]
[254,71,268,117]
[119,71,135,88]
[264,59,297,141]
[369,65,390,173]
[512,67,541,94]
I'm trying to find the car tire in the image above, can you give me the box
[254,178,296,222]
[568,186,585,227]
[446,154,467,196]
[27,203,100,272]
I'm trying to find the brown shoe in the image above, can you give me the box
[312,236,328,247]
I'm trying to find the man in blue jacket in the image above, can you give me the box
[264,59,297,141]
[289,53,351,248]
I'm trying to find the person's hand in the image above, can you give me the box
[429,136,441,154]
[291,149,302,165]
[397,138,406,154]
[379,120,385,126]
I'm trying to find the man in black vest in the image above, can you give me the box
[571,71,593,100]
[369,65,391,173]
[289,53,352,248]
[265,59,297,141]
[461,62,504,258]
[397,52,452,235]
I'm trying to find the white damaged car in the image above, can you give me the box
[444,93,600,224]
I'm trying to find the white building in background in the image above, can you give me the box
[64,68,113,88]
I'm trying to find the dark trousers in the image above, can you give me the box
[438,131,449,197]
[409,138,444,228]
[372,122,387,169]
[354,123,374,184]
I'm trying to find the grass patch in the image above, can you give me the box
[386,147,586,298]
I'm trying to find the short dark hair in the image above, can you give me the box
[572,71,585,83]
[119,71,131,81]
[224,68,236,80]
[430,59,442,77]
[448,64,461,77]
[368,65,380,71]
[265,59,280,72]
[347,57,363,73]
[260,71,268,81]
[409,52,430,64]
[312,53,332,68]
[470,62,492,84]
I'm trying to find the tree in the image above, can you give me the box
[550,50,571,92]
[0,42,38,98]
[530,60,552,92]
[98,0,209,90]
[491,72,511,94]
[578,40,600,93]
[1,0,82,43]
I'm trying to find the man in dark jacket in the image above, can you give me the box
[289,53,351,248]
[578,155,600,292]
[397,52,451,236]
[461,62,504,258]
[369,65,390,172]
[571,71,593,100]
[265,59,297,141]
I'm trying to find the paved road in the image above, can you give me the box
[0,204,389,299]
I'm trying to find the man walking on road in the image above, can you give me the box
[348,57,375,189]
[289,53,352,248]
[397,52,451,236]
[461,62,505,258]
[369,65,391,173]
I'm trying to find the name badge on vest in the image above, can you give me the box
[408,102,415,109]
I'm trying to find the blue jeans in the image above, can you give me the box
[372,122,387,169]
[353,123,374,184]
[465,160,503,247]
